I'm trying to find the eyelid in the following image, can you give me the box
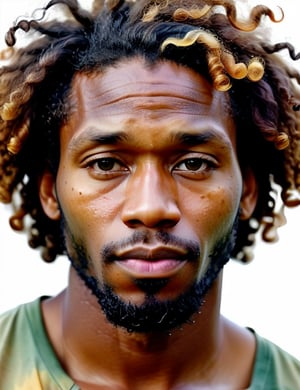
[172,153,218,178]
[175,158,215,169]
[80,148,119,164]
[95,157,124,168]
[173,152,218,167]
[83,154,129,180]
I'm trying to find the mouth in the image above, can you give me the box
[113,246,188,278]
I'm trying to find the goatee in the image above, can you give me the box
[64,219,238,333]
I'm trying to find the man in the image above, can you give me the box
[0,0,299,388]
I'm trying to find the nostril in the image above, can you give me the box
[156,219,179,229]
[125,219,142,228]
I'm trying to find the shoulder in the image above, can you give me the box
[0,298,41,340]
[0,297,77,390]
[250,330,300,389]
[0,298,47,358]
[0,298,43,388]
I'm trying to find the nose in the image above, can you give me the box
[121,163,181,229]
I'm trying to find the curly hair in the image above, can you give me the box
[0,0,299,262]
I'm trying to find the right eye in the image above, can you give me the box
[93,158,121,171]
[86,157,129,179]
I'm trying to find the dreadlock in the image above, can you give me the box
[0,0,299,262]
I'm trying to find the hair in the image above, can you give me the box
[0,0,299,263]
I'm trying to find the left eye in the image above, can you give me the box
[174,158,213,172]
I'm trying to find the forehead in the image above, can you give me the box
[65,58,235,145]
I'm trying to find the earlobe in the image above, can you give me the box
[240,168,258,220]
[39,171,60,220]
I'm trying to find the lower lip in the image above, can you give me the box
[115,259,186,277]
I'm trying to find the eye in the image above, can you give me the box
[178,158,206,171]
[87,157,128,179]
[173,156,216,177]
[94,158,120,171]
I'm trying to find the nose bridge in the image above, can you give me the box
[142,160,165,194]
[122,160,180,227]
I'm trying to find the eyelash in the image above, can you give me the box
[92,157,125,171]
[174,157,216,173]
[87,157,128,177]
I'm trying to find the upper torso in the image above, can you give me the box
[0,298,299,389]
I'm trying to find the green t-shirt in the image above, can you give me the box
[0,297,299,389]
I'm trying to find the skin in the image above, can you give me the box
[39,58,258,389]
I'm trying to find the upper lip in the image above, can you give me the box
[114,246,188,261]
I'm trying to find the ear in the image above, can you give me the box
[39,171,60,220]
[239,167,258,220]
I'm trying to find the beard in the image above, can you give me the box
[62,217,238,334]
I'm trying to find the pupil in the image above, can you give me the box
[99,159,114,171]
[186,159,201,170]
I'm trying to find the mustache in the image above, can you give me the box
[101,231,200,263]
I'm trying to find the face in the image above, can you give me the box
[41,58,256,332]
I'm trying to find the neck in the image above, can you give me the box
[42,266,253,389]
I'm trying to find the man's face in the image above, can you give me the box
[49,58,251,332]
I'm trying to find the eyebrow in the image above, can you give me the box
[171,130,232,152]
[68,128,129,152]
[68,127,231,152]
[174,131,218,146]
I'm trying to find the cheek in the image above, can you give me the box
[183,184,241,242]
[56,174,122,246]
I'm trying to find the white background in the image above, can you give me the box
[0,0,300,359]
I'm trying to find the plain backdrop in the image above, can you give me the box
[0,0,300,359]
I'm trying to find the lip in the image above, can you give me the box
[113,246,188,278]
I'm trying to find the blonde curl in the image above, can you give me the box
[161,29,220,51]
[221,51,248,80]
[206,1,283,32]
[7,119,30,155]
[207,51,231,91]
[161,29,254,91]
[247,57,265,82]
[172,5,211,22]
